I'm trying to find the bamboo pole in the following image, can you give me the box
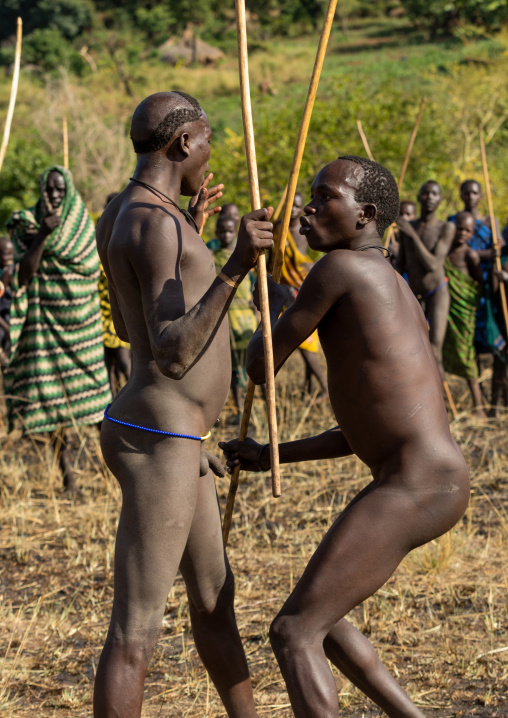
[383,97,425,248]
[236,0,279,487]
[0,18,22,174]
[443,379,458,420]
[222,183,288,544]
[356,119,374,162]
[224,0,281,546]
[271,0,338,281]
[479,127,508,331]
[62,116,69,169]
[272,184,288,223]
[223,0,337,545]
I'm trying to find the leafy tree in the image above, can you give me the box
[400,0,508,37]
[0,0,94,41]
[0,138,54,230]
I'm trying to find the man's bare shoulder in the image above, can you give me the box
[306,248,393,296]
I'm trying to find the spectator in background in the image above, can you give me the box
[0,235,14,366]
[5,166,111,493]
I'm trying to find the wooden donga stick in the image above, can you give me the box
[223,0,337,545]
[480,127,508,331]
[231,0,280,494]
[0,18,22,174]
[383,97,426,248]
[356,119,374,162]
[271,0,338,282]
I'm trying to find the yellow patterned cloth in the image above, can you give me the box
[273,224,319,353]
[98,265,129,350]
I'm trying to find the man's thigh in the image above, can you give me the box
[107,427,203,633]
[179,468,229,612]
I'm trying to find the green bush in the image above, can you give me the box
[0,0,94,41]
[400,0,508,37]
[0,138,54,230]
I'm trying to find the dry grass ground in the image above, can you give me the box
[1,355,507,717]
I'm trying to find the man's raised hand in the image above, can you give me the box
[231,207,274,273]
[188,173,224,235]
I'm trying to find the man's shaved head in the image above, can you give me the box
[130,91,203,155]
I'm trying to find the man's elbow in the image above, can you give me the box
[246,355,266,385]
[154,348,189,380]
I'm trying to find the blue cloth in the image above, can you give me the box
[206,238,221,251]
[448,214,493,353]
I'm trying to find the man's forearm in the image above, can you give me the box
[405,232,439,272]
[18,233,46,286]
[156,256,249,379]
[259,427,354,469]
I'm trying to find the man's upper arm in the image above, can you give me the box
[270,254,345,375]
[128,212,186,352]
[109,283,129,342]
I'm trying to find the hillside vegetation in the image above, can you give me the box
[0,14,507,237]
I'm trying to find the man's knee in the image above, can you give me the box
[270,612,305,659]
[188,566,235,619]
[105,625,160,669]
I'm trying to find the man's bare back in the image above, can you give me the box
[222,157,469,718]
[93,91,273,718]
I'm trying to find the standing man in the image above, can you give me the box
[448,180,505,399]
[5,166,111,493]
[94,91,272,718]
[396,180,455,379]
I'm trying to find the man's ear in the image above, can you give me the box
[362,203,377,224]
[168,131,191,160]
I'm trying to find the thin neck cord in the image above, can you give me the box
[129,177,200,234]
[354,245,392,259]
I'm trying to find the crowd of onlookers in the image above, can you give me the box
[0,165,506,492]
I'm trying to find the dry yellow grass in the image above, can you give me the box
[1,355,507,717]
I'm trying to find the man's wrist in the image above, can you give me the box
[222,257,248,285]
[258,443,271,472]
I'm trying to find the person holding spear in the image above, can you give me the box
[221,155,469,718]
[94,91,271,718]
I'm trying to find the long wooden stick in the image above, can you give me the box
[222,183,288,544]
[271,0,338,281]
[236,0,279,483]
[0,18,22,174]
[356,119,374,162]
[223,0,336,545]
[273,184,288,223]
[223,0,282,545]
[480,127,508,331]
[384,97,425,248]
[62,116,69,169]
[398,98,425,189]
